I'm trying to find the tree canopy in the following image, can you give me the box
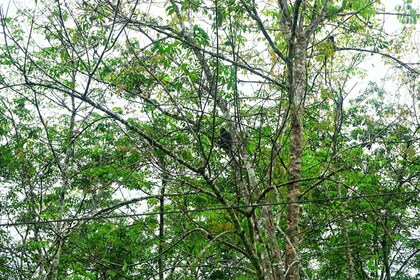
[0,0,419,279]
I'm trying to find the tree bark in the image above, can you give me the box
[285,38,306,280]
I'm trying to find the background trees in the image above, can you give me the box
[0,0,419,279]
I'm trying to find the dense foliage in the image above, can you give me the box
[0,0,419,279]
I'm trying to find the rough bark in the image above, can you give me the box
[285,38,306,280]
[282,2,330,278]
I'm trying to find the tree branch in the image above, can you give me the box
[337,47,419,75]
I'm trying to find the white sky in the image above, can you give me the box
[360,0,420,86]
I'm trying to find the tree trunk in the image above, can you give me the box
[285,39,306,280]
[382,215,391,280]
[285,111,302,280]
[157,157,167,280]
[158,182,165,280]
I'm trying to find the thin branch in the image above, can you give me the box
[337,47,419,75]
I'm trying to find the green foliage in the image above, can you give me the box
[396,0,420,24]
[0,0,418,279]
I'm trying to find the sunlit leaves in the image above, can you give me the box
[351,0,377,19]
[396,0,419,24]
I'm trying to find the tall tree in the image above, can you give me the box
[0,0,418,279]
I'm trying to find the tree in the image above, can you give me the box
[0,0,418,279]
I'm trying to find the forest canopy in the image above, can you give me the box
[0,0,419,279]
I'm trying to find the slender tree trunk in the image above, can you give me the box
[285,110,302,280]
[158,183,165,280]
[158,158,167,280]
[333,93,355,280]
[382,215,391,280]
[264,206,283,280]
[281,1,330,277]
[285,39,306,280]
[36,94,76,279]
[344,228,355,280]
